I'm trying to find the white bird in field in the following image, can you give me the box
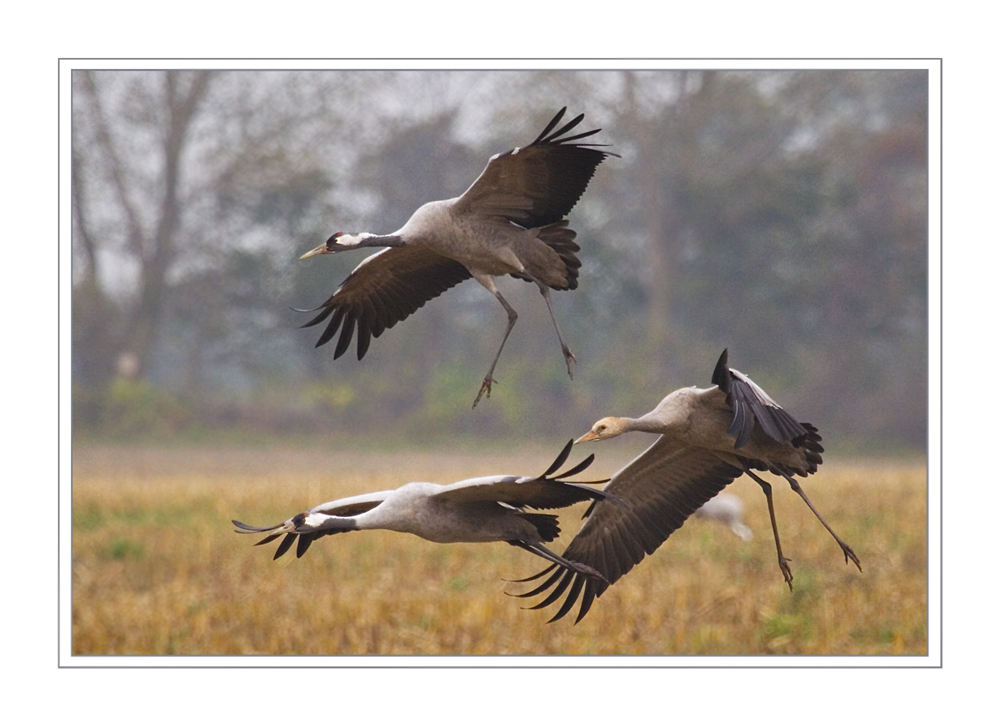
[298,107,617,407]
[233,440,620,587]
[694,492,753,541]
[512,349,862,623]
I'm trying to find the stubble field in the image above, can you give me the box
[71,443,927,657]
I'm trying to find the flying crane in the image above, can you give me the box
[298,108,616,406]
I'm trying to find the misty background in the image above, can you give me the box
[71,69,928,453]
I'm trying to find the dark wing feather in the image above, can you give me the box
[539,439,574,477]
[711,348,808,449]
[435,441,613,510]
[436,474,612,510]
[511,436,742,623]
[301,246,472,359]
[273,533,297,560]
[759,421,824,477]
[247,527,349,561]
[453,108,617,229]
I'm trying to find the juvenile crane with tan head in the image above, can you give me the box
[298,108,616,407]
[511,349,862,623]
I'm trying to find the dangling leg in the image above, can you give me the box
[536,283,577,378]
[473,286,518,408]
[784,475,862,572]
[745,469,794,590]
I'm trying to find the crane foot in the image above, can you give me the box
[841,543,863,572]
[563,347,577,378]
[779,556,794,591]
[473,376,497,408]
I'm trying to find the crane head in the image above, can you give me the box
[299,232,361,259]
[575,417,628,443]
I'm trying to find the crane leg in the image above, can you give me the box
[473,290,518,408]
[745,469,794,590]
[537,284,577,378]
[783,475,862,572]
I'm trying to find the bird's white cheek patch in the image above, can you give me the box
[302,513,329,529]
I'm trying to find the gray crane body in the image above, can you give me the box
[511,349,860,624]
[354,199,577,289]
[233,440,621,588]
[299,108,615,406]
[613,384,818,477]
[295,480,556,545]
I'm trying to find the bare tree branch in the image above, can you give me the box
[78,71,149,263]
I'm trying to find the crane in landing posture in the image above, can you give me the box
[511,349,862,623]
[298,108,617,407]
[233,440,619,592]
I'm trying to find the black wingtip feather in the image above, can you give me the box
[548,575,586,623]
[555,127,601,144]
[540,439,575,478]
[554,453,595,480]
[574,580,597,624]
[301,304,335,331]
[513,568,564,601]
[273,533,296,560]
[544,112,585,142]
[504,563,559,585]
[532,107,568,145]
[527,572,574,612]
[296,533,314,558]
[356,322,372,360]
[334,316,356,359]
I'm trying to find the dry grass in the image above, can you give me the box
[71,444,927,656]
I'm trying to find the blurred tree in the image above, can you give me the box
[71,69,929,451]
[793,71,929,445]
[73,70,214,385]
[72,71,338,405]
[571,70,927,448]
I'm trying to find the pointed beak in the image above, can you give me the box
[299,244,328,260]
[574,431,597,444]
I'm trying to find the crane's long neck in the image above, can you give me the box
[296,511,360,534]
[339,232,405,248]
[619,414,665,434]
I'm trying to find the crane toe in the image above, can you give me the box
[779,556,794,591]
[562,347,577,378]
[473,376,497,408]
[842,543,863,571]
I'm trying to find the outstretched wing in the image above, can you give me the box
[301,245,472,359]
[437,476,613,510]
[453,107,617,228]
[434,440,612,510]
[711,348,808,449]
[510,436,742,623]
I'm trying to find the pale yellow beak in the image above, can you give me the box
[574,431,598,444]
[299,244,328,260]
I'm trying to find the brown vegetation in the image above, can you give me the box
[72,445,926,656]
